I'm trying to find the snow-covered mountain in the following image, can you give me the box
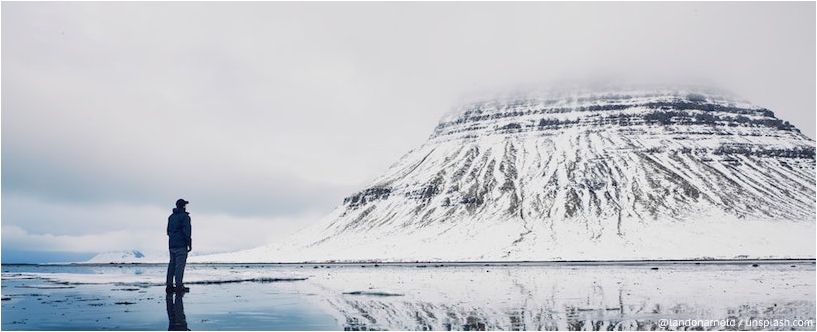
[199,86,816,262]
[85,250,149,264]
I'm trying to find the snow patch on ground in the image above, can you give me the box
[84,250,153,264]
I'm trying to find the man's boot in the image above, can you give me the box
[165,286,175,294]
[176,285,190,293]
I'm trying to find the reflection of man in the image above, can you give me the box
[165,293,189,331]
[166,198,192,293]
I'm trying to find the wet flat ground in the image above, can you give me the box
[1,261,815,330]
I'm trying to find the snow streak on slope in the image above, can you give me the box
[198,87,816,262]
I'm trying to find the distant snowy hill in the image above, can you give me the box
[197,85,816,263]
[85,250,152,263]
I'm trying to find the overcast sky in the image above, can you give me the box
[2,2,814,262]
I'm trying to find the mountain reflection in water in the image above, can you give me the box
[291,263,815,331]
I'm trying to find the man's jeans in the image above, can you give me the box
[166,247,188,288]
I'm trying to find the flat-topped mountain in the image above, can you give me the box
[199,86,816,262]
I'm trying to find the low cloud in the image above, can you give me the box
[2,193,320,257]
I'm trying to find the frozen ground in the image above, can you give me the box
[1,261,815,330]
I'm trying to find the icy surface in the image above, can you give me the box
[1,262,815,330]
[12,269,306,286]
[201,87,816,263]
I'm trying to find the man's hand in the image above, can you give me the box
[187,245,192,253]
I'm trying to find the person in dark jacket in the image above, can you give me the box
[166,198,192,293]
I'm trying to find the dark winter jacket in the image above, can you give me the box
[167,208,192,249]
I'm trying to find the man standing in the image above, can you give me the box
[167,198,192,293]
